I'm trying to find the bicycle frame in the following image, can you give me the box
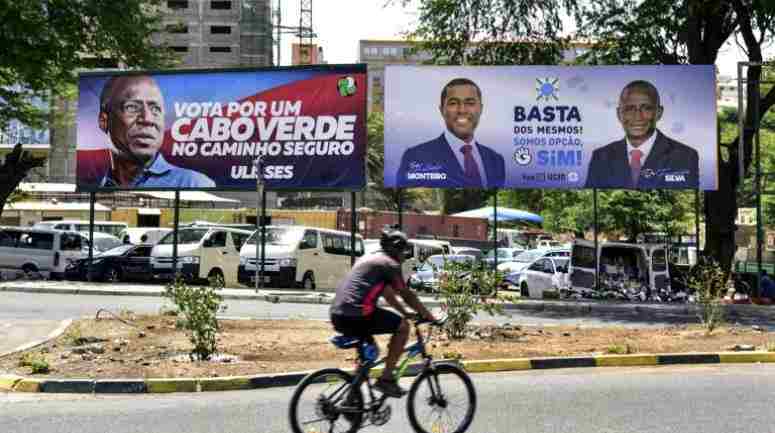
[336,320,441,420]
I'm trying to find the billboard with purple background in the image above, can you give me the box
[384,65,717,191]
[77,65,366,191]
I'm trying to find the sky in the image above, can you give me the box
[275,0,768,78]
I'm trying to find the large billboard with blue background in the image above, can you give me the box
[384,65,717,190]
[76,64,366,191]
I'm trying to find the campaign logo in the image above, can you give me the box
[567,172,579,182]
[513,147,532,166]
[536,77,559,102]
[338,76,357,97]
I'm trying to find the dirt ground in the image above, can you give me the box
[1,313,774,379]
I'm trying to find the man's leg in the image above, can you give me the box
[380,317,409,381]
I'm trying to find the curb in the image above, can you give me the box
[4,351,775,394]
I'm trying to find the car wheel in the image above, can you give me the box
[104,266,121,283]
[207,269,225,287]
[520,282,529,297]
[302,272,315,290]
[22,264,39,279]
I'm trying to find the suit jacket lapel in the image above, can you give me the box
[438,134,466,178]
[612,140,631,185]
[641,130,670,172]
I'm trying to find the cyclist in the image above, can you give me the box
[329,226,436,398]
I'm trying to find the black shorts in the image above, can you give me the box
[331,308,402,343]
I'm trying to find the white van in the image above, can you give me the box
[239,226,363,290]
[0,226,87,279]
[117,228,173,245]
[34,220,129,238]
[151,226,253,287]
[569,240,670,296]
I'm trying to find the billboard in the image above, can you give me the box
[384,65,717,190]
[76,65,367,191]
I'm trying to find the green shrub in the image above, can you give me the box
[434,259,510,340]
[19,352,50,373]
[605,343,635,354]
[686,259,727,334]
[164,276,224,361]
[62,323,83,346]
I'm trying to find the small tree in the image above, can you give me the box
[686,258,727,334]
[164,277,224,360]
[434,259,508,339]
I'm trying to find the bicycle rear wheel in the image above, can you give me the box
[407,363,476,433]
[288,368,364,433]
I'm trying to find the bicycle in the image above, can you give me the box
[288,317,476,433]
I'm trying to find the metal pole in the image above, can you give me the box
[593,188,599,291]
[260,189,267,291]
[493,190,498,272]
[351,191,357,267]
[254,156,265,292]
[173,190,180,278]
[694,188,700,257]
[88,192,95,281]
[755,78,763,296]
[397,189,403,230]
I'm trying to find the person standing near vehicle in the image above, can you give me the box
[329,227,436,398]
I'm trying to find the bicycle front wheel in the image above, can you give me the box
[288,368,364,433]
[407,363,476,433]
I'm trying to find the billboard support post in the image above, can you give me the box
[493,190,498,272]
[351,192,357,267]
[397,189,403,230]
[254,157,264,293]
[593,188,599,291]
[695,188,700,253]
[88,192,95,281]
[173,190,180,279]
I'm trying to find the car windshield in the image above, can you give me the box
[485,249,513,259]
[94,237,123,252]
[158,228,209,245]
[245,227,300,245]
[98,245,135,257]
[515,250,545,263]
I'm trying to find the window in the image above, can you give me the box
[166,23,188,34]
[167,0,188,9]
[211,25,231,34]
[209,46,232,53]
[453,224,460,237]
[54,224,70,230]
[571,245,596,269]
[19,232,54,250]
[209,231,227,247]
[652,249,667,272]
[0,230,19,247]
[232,232,249,251]
[300,230,318,249]
[60,233,83,251]
[528,259,545,272]
[210,0,231,9]
[170,46,188,52]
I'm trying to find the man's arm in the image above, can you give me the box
[381,284,412,316]
[396,283,435,321]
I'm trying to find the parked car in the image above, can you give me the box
[408,254,477,293]
[450,246,484,261]
[117,228,172,245]
[517,257,570,298]
[499,247,570,277]
[482,247,525,267]
[65,244,154,282]
[78,232,123,253]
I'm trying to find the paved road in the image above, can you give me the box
[0,290,715,356]
[2,364,774,433]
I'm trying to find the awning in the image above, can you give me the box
[451,206,544,224]
[6,201,111,212]
[129,191,240,203]
[18,182,77,193]
[138,208,161,215]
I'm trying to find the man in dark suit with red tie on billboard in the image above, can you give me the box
[585,80,699,189]
[396,78,505,188]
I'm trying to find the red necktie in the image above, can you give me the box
[461,144,483,187]
[630,148,643,187]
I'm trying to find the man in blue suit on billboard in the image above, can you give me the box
[396,78,505,188]
[585,80,699,189]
